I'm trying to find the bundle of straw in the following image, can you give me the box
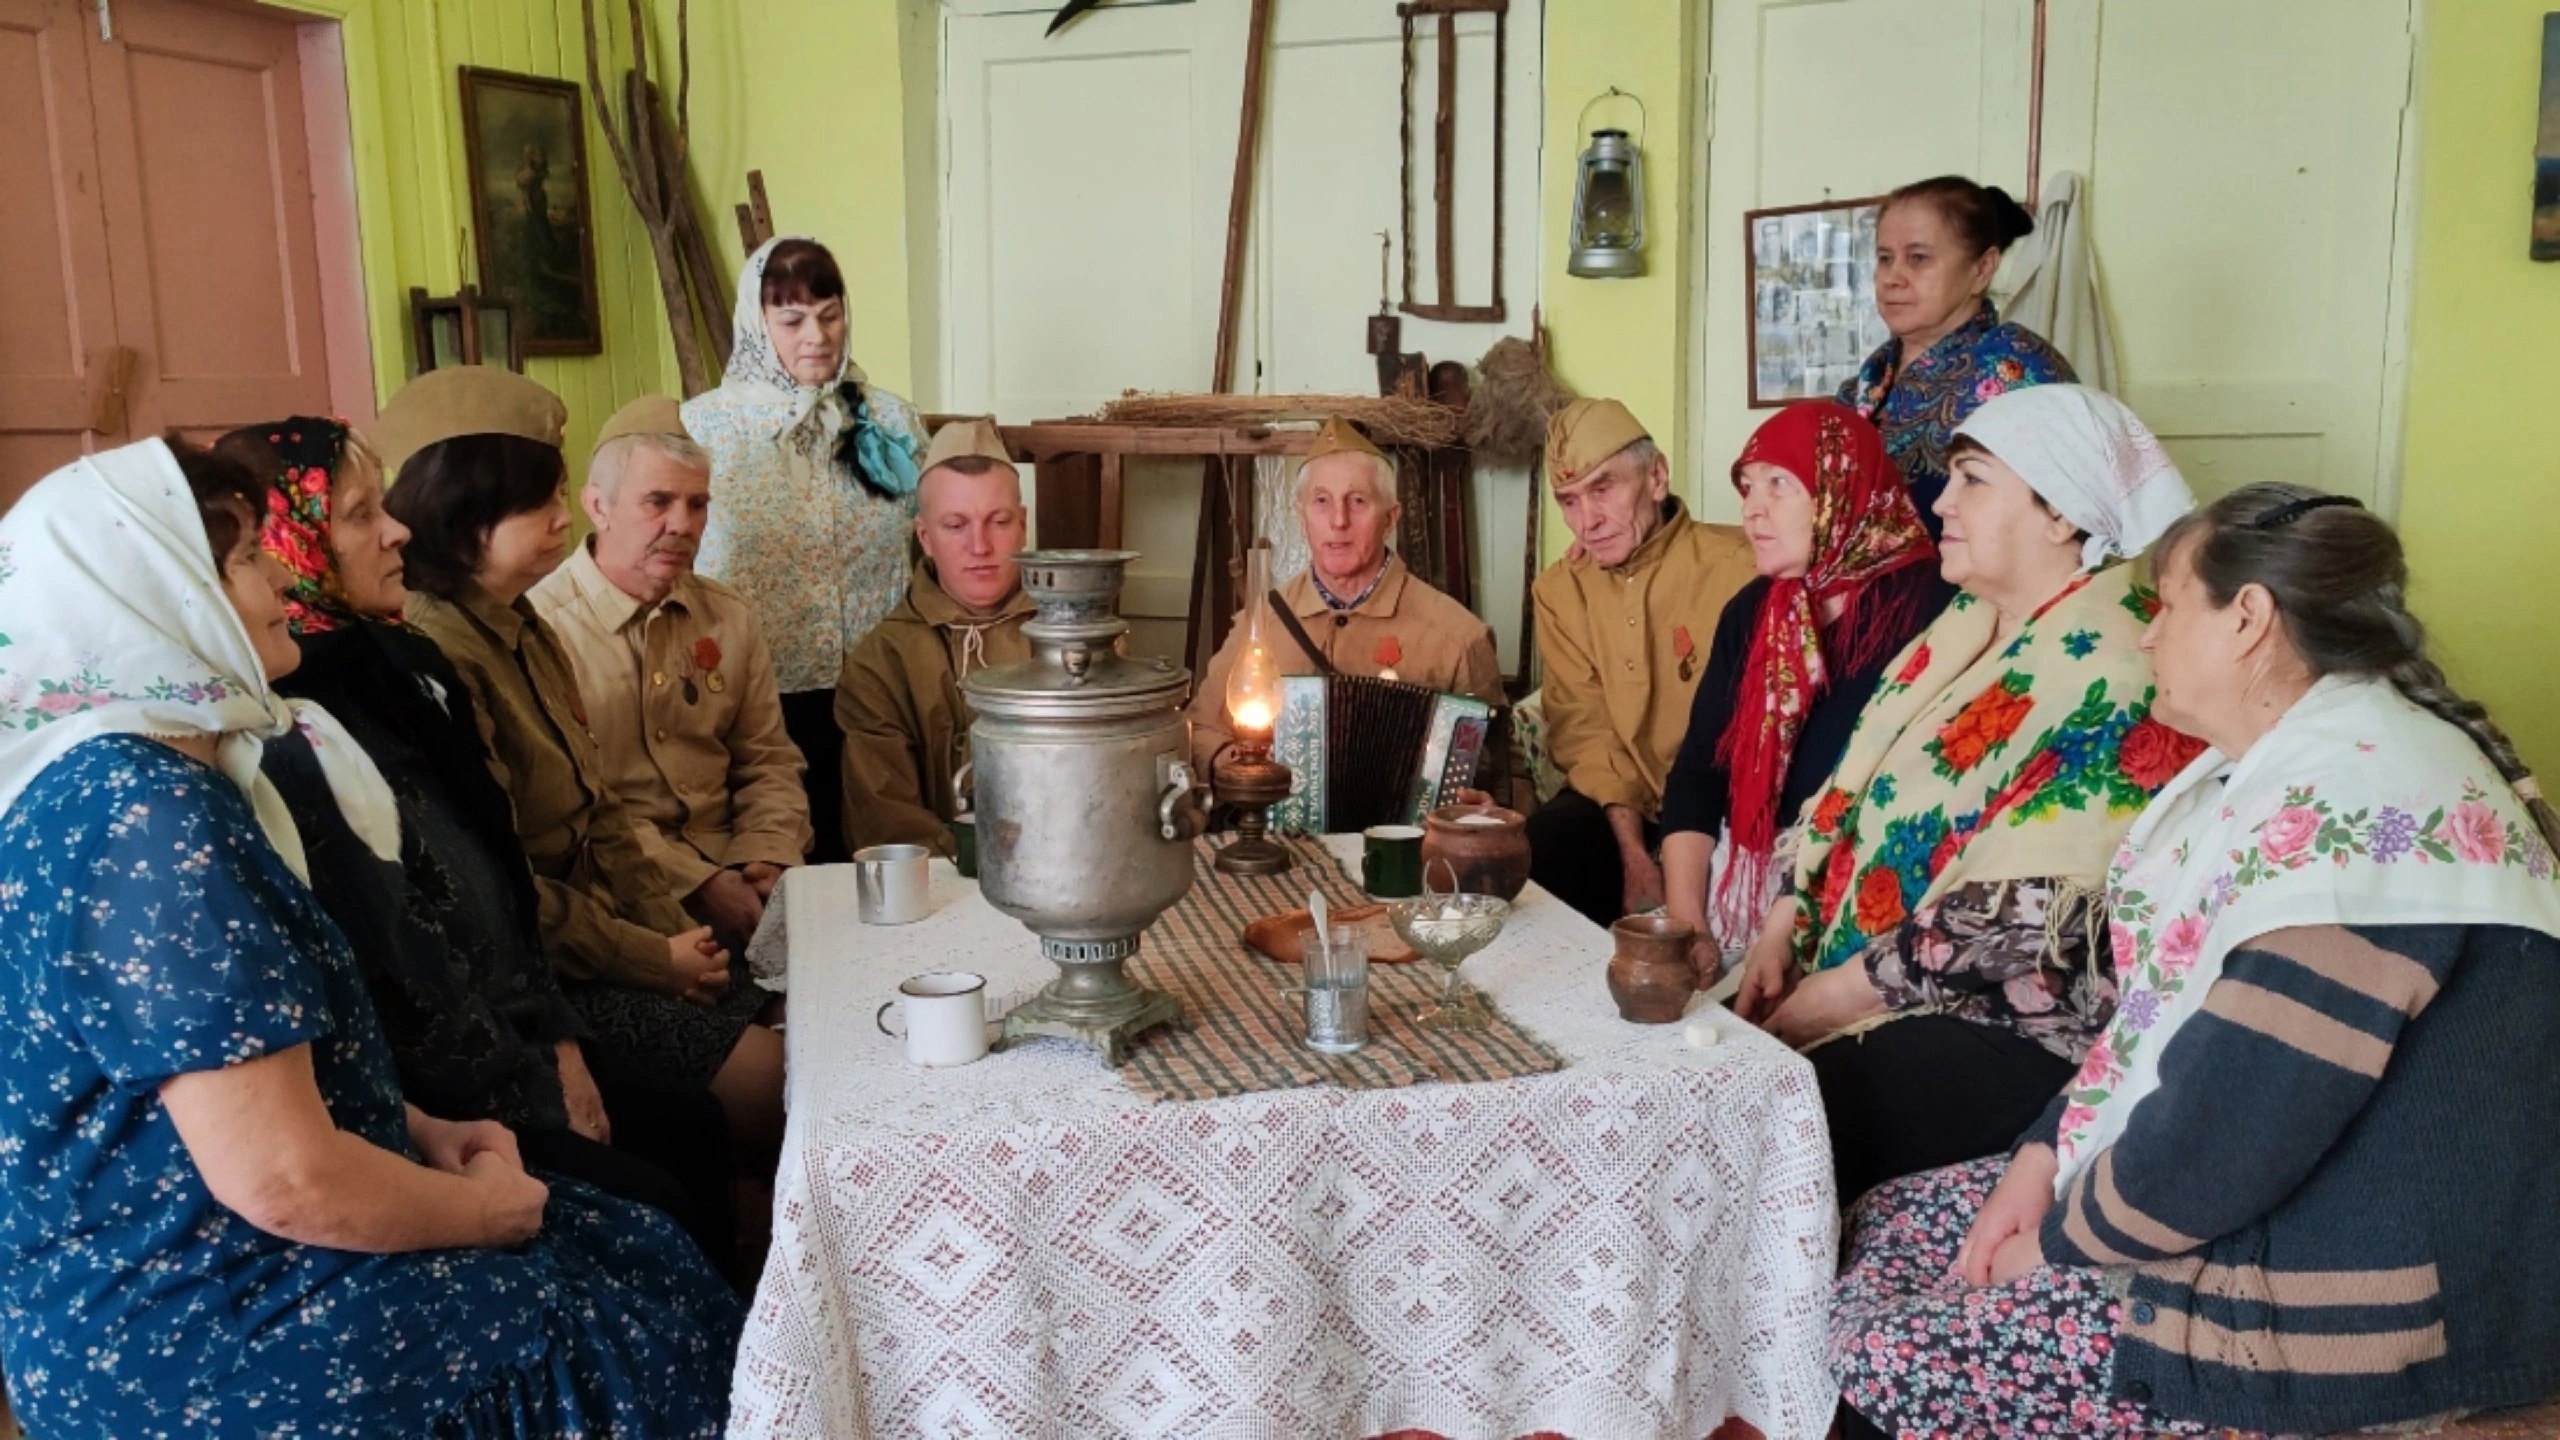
[1091,391,1462,449]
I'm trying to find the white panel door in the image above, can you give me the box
[942,1,1248,423]
[2060,0,2415,507]
[1693,0,2039,521]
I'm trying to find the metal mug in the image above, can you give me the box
[855,844,932,925]
[876,972,989,1067]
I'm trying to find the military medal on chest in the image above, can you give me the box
[688,635,725,702]
[1374,633,1403,683]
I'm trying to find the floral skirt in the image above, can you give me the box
[566,958,770,1089]
[1828,1157,2238,1440]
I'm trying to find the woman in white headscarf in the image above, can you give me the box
[684,236,929,862]
[0,439,739,1437]
[1731,384,2207,1206]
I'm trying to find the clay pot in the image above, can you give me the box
[1420,789,1531,901]
[1608,915,1698,1024]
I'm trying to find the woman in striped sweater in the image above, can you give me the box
[1829,483,2560,1439]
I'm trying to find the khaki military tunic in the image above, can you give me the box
[1186,555,1505,781]
[532,543,812,896]
[833,562,1037,855]
[406,585,693,992]
[1529,499,1757,819]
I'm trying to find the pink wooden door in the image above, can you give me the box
[86,0,333,448]
[0,0,120,502]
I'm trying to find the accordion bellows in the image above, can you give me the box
[1269,674,1493,835]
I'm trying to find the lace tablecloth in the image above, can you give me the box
[729,839,1839,1439]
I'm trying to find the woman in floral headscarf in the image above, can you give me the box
[223,418,738,1280]
[685,236,929,863]
[1732,384,2206,1203]
[1660,401,1952,972]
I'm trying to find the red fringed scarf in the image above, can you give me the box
[1713,401,1936,937]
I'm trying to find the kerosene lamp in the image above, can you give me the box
[1211,543,1293,875]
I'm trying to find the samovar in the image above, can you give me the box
[961,549,1198,1063]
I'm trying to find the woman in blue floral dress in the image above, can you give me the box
[1838,176,2075,531]
[0,438,740,1438]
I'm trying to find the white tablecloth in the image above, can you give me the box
[729,840,1839,1440]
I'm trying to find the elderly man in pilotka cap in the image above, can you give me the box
[1526,398,1756,927]
[1185,417,1504,781]
[532,396,812,952]
[833,417,1038,856]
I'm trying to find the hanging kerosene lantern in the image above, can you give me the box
[1566,88,1646,279]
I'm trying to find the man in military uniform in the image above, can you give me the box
[833,418,1037,854]
[1526,398,1757,927]
[1186,418,1504,781]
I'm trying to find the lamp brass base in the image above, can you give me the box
[1212,833,1294,875]
[1002,938,1183,1065]
[1213,746,1295,876]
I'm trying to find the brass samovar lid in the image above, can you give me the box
[962,549,1191,720]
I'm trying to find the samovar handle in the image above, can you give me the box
[1157,759,1194,842]
[950,761,974,816]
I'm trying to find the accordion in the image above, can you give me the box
[1267,673,1494,835]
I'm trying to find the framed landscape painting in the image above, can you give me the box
[460,67,603,354]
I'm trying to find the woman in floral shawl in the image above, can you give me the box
[685,236,929,863]
[1660,401,1951,968]
[1733,384,2205,1203]
[1827,485,2560,1440]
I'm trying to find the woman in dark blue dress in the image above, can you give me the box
[0,437,740,1437]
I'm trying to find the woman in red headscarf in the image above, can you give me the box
[1661,400,1951,978]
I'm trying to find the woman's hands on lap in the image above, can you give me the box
[1956,1143,2058,1287]
[1762,962,1886,1048]
[405,1104,517,1173]
[464,1152,550,1246]
[667,925,733,1007]
[1732,900,1802,1023]
[407,1105,547,1245]
[555,1040,612,1144]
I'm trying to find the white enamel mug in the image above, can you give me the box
[876,972,990,1067]
[854,843,932,924]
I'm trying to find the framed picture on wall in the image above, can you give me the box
[2535,13,2560,261]
[1744,195,1890,407]
[459,67,602,356]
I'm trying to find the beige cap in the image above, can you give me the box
[593,394,691,454]
[919,416,1015,476]
[1544,397,1650,488]
[1304,416,1387,465]
[1297,415,1397,501]
[371,366,566,474]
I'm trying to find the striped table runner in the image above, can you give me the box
[1119,835,1565,1103]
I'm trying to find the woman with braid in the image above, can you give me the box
[1829,482,2560,1440]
